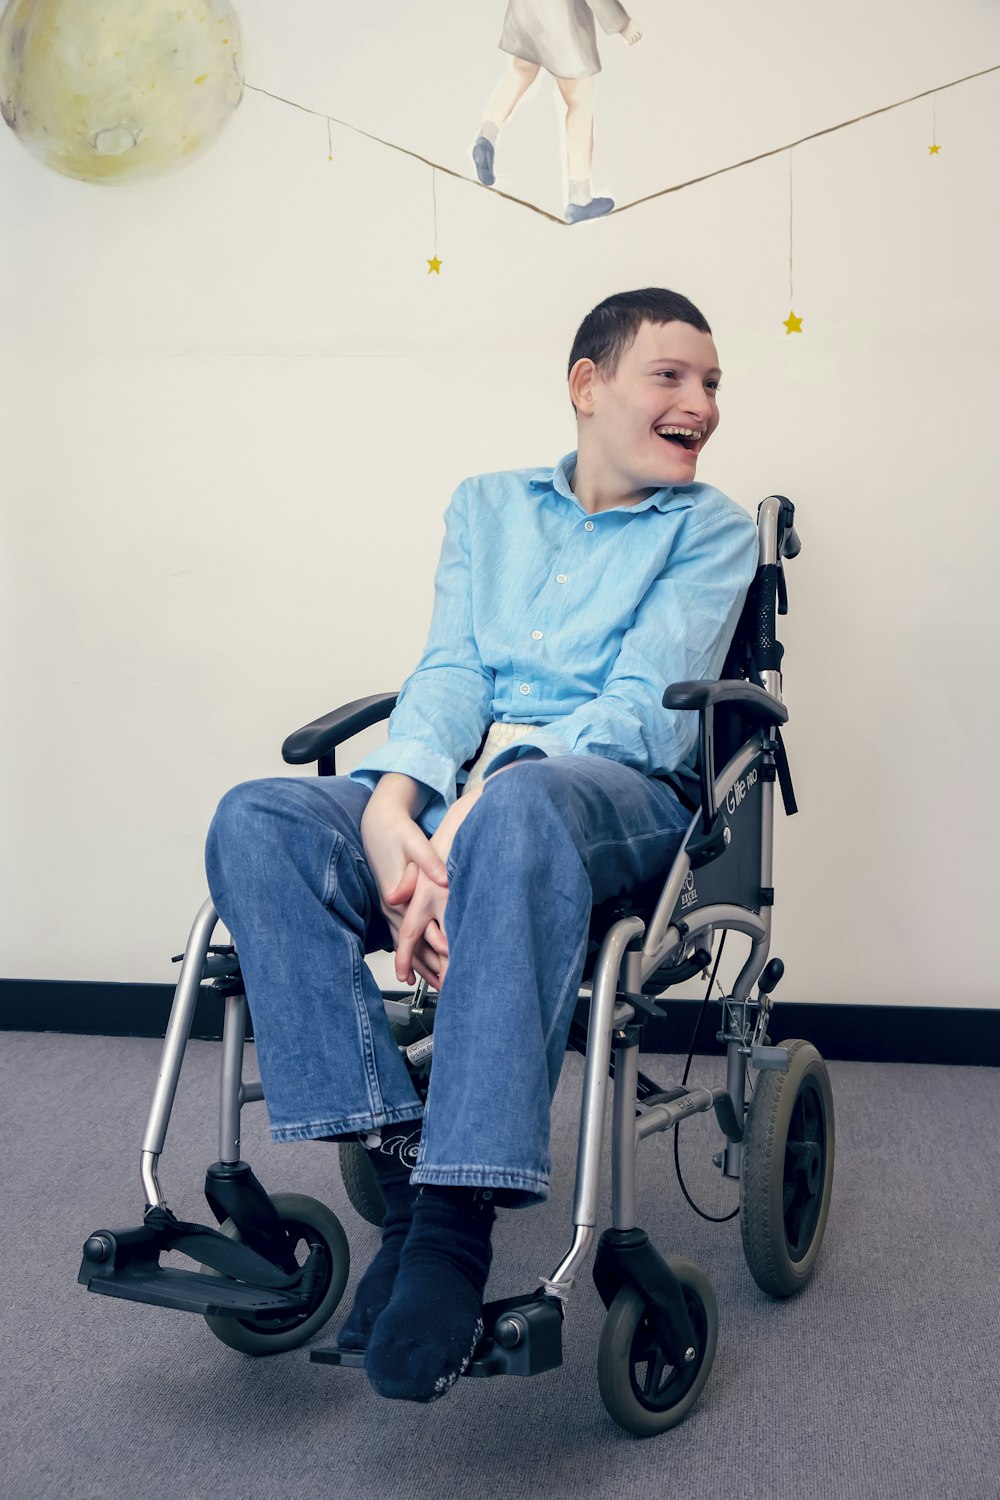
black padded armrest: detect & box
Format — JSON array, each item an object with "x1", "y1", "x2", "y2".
[
  {"x1": 662, "y1": 678, "x2": 788, "y2": 728},
  {"x1": 281, "y1": 692, "x2": 398, "y2": 766}
]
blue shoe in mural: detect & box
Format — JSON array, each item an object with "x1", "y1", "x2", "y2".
[
  {"x1": 472, "y1": 136, "x2": 495, "y2": 186},
  {"x1": 565, "y1": 196, "x2": 615, "y2": 224}
]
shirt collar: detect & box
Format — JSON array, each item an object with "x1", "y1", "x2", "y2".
[{"x1": 528, "y1": 451, "x2": 698, "y2": 516}]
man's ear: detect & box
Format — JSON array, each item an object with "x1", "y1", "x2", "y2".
[{"x1": 568, "y1": 357, "x2": 599, "y2": 415}]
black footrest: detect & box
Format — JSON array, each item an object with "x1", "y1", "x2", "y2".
[
  {"x1": 310, "y1": 1293, "x2": 563, "y2": 1379},
  {"x1": 79, "y1": 1223, "x2": 310, "y2": 1320},
  {"x1": 86, "y1": 1264, "x2": 309, "y2": 1318},
  {"x1": 311, "y1": 1347, "x2": 365, "y2": 1368}
]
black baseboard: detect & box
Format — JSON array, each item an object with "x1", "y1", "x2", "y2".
[{"x1": 1, "y1": 978, "x2": 996, "y2": 1066}]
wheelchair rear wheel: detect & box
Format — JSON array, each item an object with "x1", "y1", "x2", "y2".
[
  {"x1": 338, "y1": 1142, "x2": 385, "y2": 1226},
  {"x1": 202, "y1": 1192, "x2": 350, "y2": 1354},
  {"x1": 596, "y1": 1259, "x2": 718, "y2": 1437},
  {"x1": 740, "y1": 1038, "x2": 835, "y2": 1297}
]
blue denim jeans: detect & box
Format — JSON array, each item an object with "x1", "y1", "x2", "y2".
[{"x1": 204, "y1": 756, "x2": 691, "y2": 1204}]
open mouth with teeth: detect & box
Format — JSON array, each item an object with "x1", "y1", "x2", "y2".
[{"x1": 655, "y1": 426, "x2": 701, "y2": 452}]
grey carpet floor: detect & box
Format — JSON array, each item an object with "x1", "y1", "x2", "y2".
[{"x1": 1, "y1": 1030, "x2": 998, "y2": 1500}]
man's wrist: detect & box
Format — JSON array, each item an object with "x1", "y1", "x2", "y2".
[{"x1": 369, "y1": 771, "x2": 429, "y2": 820}]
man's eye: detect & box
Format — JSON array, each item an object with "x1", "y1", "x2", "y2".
[
  {"x1": 656, "y1": 370, "x2": 677, "y2": 379},
  {"x1": 707, "y1": 380, "x2": 720, "y2": 391}
]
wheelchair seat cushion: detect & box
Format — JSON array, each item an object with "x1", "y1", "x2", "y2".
[{"x1": 460, "y1": 722, "x2": 539, "y2": 798}]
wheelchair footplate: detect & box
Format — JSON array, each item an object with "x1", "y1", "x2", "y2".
[
  {"x1": 310, "y1": 1291, "x2": 563, "y2": 1378},
  {"x1": 79, "y1": 1206, "x2": 326, "y2": 1321}
]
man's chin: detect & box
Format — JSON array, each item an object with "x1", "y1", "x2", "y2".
[{"x1": 652, "y1": 454, "x2": 699, "y2": 486}]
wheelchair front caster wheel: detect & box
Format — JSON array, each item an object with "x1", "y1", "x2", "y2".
[
  {"x1": 202, "y1": 1192, "x2": 350, "y2": 1354},
  {"x1": 740, "y1": 1038, "x2": 835, "y2": 1297},
  {"x1": 596, "y1": 1258, "x2": 718, "y2": 1437}
]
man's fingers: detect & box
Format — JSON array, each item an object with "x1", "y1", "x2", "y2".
[
  {"x1": 404, "y1": 833, "x2": 449, "y2": 887},
  {"x1": 423, "y1": 919, "x2": 449, "y2": 956},
  {"x1": 385, "y1": 860, "x2": 418, "y2": 907},
  {"x1": 413, "y1": 937, "x2": 447, "y2": 990}
]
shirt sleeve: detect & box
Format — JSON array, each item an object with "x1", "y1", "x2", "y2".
[
  {"x1": 589, "y1": 0, "x2": 632, "y2": 34},
  {"x1": 482, "y1": 503, "x2": 759, "y2": 781},
  {"x1": 348, "y1": 481, "x2": 494, "y2": 831}
]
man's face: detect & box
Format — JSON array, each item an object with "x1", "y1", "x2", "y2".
[{"x1": 579, "y1": 319, "x2": 722, "y2": 494}]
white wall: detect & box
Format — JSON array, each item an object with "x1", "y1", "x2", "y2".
[{"x1": 3, "y1": 1, "x2": 999, "y2": 1006}]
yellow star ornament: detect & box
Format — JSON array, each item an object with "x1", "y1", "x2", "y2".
[
  {"x1": 427, "y1": 256, "x2": 442, "y2": 274},
  {"x1": 928, "y1": 143, "x2": 941, "y2": 155},
  {"x1": 783, "y1": 310, "x2": 803, "y2": 335}
]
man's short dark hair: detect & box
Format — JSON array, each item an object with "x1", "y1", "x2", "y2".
[{"x1": 567, "y1": 288, "x2": 712, "y2": 394}]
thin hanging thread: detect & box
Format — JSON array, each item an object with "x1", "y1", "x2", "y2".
[
  {"x1": 933, "y1": 93, "x2": 937, "y2": 142},
  {"x1": 432, "y1": 167, "x2": 438, "y2": 256},
  {"x1": 326, "y1": 116, "x2": 333, "y2": 160},
  {"x1": 788, "y1": 149, "x2": 794, "y2": 304}
]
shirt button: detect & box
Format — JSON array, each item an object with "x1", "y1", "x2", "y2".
[
  {"x1": 519, "y1": 683, "x2": 531, "y2": 695},
  {"x1": 556, "y1": 573, "x2": 568, "y2": 584},
  {"x1": 584, "y1": 520, "x2": 595, "y2": 531},
  {"x1": 531, "y1": 630, "x2": 543, "y2": 640}
]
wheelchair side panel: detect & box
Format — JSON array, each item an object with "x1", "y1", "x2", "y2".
[{"x1": 671, "y1": 743, "x2": 765, "y2": 922}]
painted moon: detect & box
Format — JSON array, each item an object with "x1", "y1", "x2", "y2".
[{"x1": 0, "y1": 0, "x2": 242, "y2": 184}]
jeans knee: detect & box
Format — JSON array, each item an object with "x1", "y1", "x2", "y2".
[
  {"x1": 206, "y1": 778, "x2": 307, "y2": 880},
  {"x1": 455, "y1": 761, "x2": 584, "y2": 878},
  {"x1": 481, "y1": 761, "x2": 577, "y2": 834}
]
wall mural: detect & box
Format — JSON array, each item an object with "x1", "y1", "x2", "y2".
[
  {"x1": 0, "y1": 0, "x2": 242, "y2": 184},
  {"x1": 472, "y1": 0, "x2": 642, "y2": 223},
  {"x1": 0, "y1": 0, "x2": 989, "y2": 337}
]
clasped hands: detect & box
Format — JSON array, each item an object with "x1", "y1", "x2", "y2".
[{"x1": 360, "y1": 776, "x2": 488, "y2": 991}]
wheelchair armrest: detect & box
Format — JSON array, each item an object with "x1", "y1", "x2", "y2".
[
  {"x1": 281, "y1": 692, "x2": 398, "y2": 769},
  {"x1": 661, "y1": 679, "x2": 788, "y2": 866},
  {"x1": 662, "y1": 679, "x2": 788, "y2": 728}
]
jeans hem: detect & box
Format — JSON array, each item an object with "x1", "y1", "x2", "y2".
[
  {"x1": 410, "y1": 1164, "x2": 549, "y2": 1196},
  {"x1": 270, "y1": 1105, "x2": 424, "y2": 1144}
]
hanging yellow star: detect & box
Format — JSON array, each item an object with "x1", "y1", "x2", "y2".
[
  {"x1": 928, "y1": 143, "x2": 941, "y2": 155},
  {"x1": 783, "y1": 310, "x2": 803, "y2": 334},
  {"x1": 427, "y1": 256, "x2": 442, "y2": 274}
]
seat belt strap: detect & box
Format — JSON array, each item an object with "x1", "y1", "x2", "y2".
[{"x1": 773, "y1": 727, "x2": 798, "y2": 817}]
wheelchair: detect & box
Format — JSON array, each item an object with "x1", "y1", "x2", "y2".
[{"x1": 79, "y1": 494, "x2": 834, "y2": 1438}]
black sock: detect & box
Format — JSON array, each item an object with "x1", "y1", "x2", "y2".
[
  {"x1": 364, "y1": 1185, "x2": 495, "y2": 1402},
  {"x1": 335, "y1": 1125, "x2": 421, "y2": 1351}
]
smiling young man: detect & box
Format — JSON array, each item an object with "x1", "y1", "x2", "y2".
[{"x1": 205, "y1": 288, "x2": 758, "y2": 1406}]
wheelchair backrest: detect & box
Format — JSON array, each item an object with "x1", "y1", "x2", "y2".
[
  {"x1": 712, "y1": 498, "x2": 794, "y2": 772},
  {"x1": 584, "y1": 496, "x2": 798, "y2": 968}
]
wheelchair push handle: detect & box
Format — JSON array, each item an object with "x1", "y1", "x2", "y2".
[{"x1": 763, "y1": 494, "x2": 801, "y2": 561}]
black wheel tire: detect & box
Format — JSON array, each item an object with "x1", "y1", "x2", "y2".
[
  {"x1": 338, "y1": 1141, "x2": 386, "y2": 1227},
  {"x1": 337, "y1": 1011, "x2": 433, "y2": 1227},
  {"x1": 740, "y1": 1038, "x2": 835, "y2": 1297},
  {"x1": 597, "y1": 1258, "x2": 719, "y2": 1437},
  {"x1": 202, "y1": 1192, "x2": 350, "y2": 1354}
]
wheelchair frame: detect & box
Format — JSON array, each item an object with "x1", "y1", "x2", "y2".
[{"x1": 81, "y1": 495, "x2": 834, "y2": 1434}]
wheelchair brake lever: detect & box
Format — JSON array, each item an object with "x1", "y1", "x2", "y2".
[{"x1": 410, "y1": 977, "x2": 431, "y2": 1016}]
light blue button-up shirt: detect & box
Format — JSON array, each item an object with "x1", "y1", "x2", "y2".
[{"x1": 349, "y1": 452, "x2": 759, "y2": 835}]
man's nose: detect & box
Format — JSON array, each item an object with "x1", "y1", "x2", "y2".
[{"x1": 681, "y1": 380, "x2": 712, "y2": 420}]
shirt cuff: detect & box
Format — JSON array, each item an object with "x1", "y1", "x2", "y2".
[{"x1": 347, "y1": 739, "x2": 457, "y2": 820}]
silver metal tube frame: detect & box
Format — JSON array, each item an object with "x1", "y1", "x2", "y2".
[{"x1": 140, "y1": 896, "x2": 220, "y2": 1209}]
